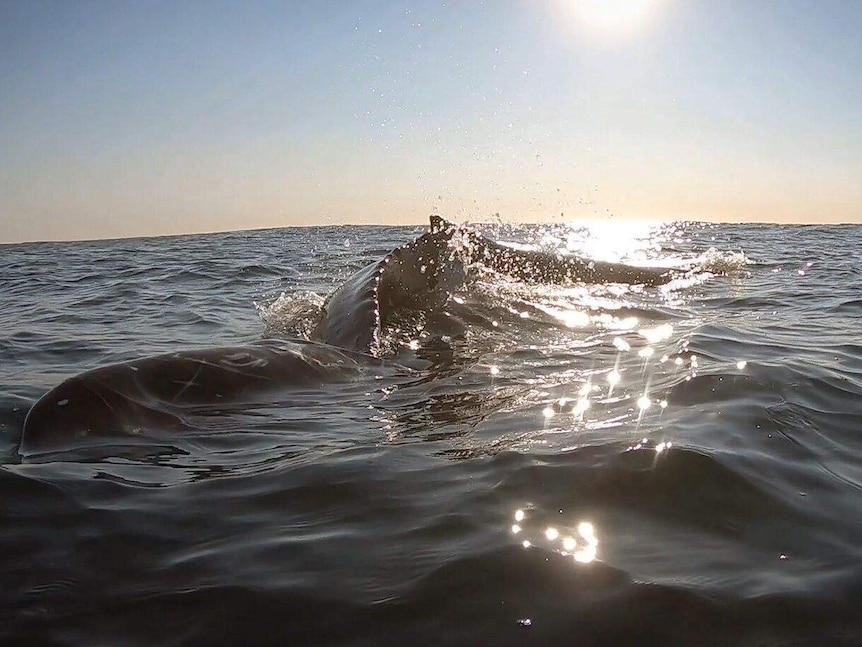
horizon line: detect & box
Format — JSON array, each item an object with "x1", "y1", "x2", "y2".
[{"x1": 3, "y1": 216, "x2": 861, "y2": 246}]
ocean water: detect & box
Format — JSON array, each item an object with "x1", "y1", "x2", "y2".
[{"x1": 1, "y1": 221, "x2": 861, "y2": 645}]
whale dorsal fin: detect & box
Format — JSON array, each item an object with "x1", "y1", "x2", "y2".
[{"x1": 429, "y1": 215, "x2": 458, "y2": 233}]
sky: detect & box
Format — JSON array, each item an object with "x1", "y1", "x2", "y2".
[{"x1": 1, "y1": 0, "x2": 862, "y2": 243}]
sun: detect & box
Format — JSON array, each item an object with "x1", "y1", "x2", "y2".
[{"x1": 569, "y1": 0, "x2": 656, "y2": 34}]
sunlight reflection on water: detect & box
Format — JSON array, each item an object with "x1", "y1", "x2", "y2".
[{"x1": 511, "y1": 508, "x2": 601, "y2": 565}]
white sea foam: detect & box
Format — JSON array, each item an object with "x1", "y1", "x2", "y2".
[{"x1": 255, "y1": 291, "x2": 325, "y2": 338}]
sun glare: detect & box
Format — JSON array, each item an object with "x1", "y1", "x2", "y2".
[
  {"x1": 564, "y1": 218, "x2": 662, "y2": 264},
  {"x1": 568, "y1": 0, "x2": 656, "y2": 34}
]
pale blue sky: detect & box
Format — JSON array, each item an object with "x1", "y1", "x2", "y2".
[{"x1": 2, "y1": 0, "x2": 861, "y2": 242}]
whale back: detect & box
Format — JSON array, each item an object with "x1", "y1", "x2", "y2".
[
  {"x1": 311, "y1": 217, "x2": 465, "y2": 356},
  {"x1": 310, "y1": 214, "x2": 670, "y2": 356},
  {"x1": 19, "y1": 340, "x2": 367, "y2": 456}
]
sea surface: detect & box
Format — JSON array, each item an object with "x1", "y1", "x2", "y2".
[{"x1": 1, "y1": 220, "x2": 861, "y2": 646}]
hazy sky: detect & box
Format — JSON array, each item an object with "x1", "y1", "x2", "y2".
[{"x1": 2, "y1": 0, "x2": 861, "y2": 242}]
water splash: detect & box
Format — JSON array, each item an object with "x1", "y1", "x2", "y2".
[{"x1": 255, "y1": 291, "x2": 325, "y2": 339}]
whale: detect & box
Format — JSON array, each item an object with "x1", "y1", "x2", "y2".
[
  {"x1": 19, "y1": 216, "x2": 672, "y2": 456},
  {"x1": 459, "y1": 225, "x2": 671, "y2": 286},
  {"x1": 310, "y1": 215, "x2": 670, "y2": 354},
  {"x1": 17, "y1": 340, "x2": 376, "y2": 456},
  {"x1": 309, "y1": 215, "x2": 468, "y2": 355}
]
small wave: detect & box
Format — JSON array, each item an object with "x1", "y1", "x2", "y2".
[
  {"x1": 667, "y1": 373, "x2": 776, "y2": 406},
  {"x1": 238, "y1": 263, "x2": 294, "y2": 278},
  {"x1": 827, "y1": 298, "x2": 862, "y2": 314}
]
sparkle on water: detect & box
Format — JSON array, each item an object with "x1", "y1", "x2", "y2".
[
  {"x1": 512, "y1": 508, "x2": 600, "y2": 565},
  {"x1": 399, "y1": 220, "x2": 754, "y2": 579},
  {"x1": 496, "y1": 218, "x2": 757, "y2": 463}
]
